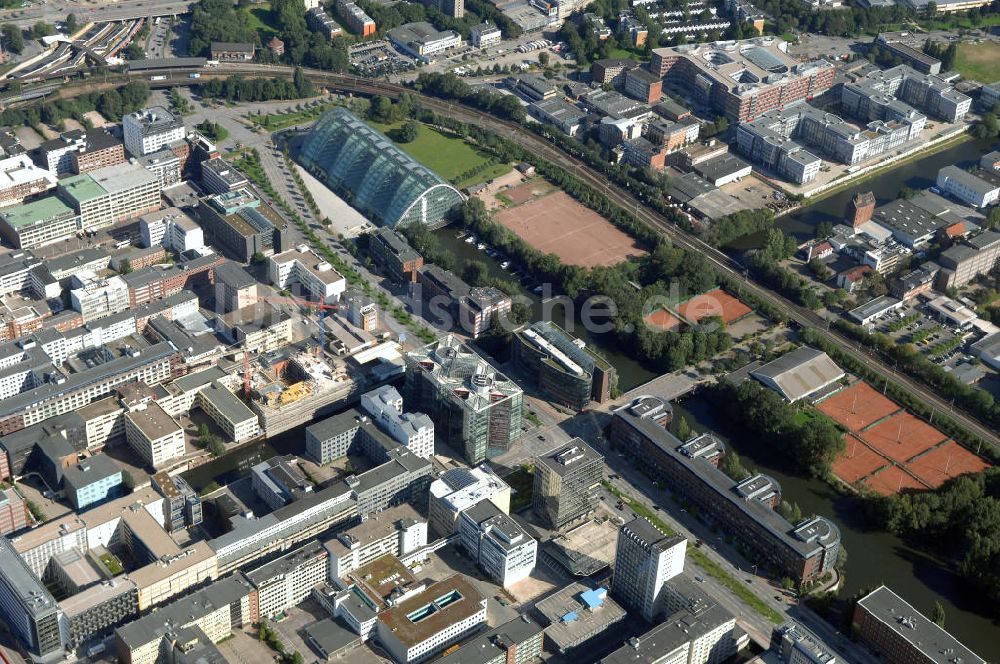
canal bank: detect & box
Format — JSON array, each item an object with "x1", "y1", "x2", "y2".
[
  {"x1": 776, "y1": 137, "x2": 998, "y2": 242},
  {"x1": 673, "y1": 393, "x2": 1000, "y2": 662}
]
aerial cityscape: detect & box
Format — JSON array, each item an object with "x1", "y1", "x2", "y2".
[{"x1": 0, "y1": 0, "x2": 998, "y2": 663}]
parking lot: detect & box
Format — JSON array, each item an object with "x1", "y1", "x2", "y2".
[{"x1": 348, "y1": 40, "x2": 415, "y2": 77}]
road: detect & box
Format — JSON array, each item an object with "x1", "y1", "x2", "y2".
[{"x1": 0, "y1": 0, "x2": 192, "y2": 28}]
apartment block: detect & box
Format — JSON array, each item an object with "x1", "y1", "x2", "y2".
[
  {"x1": 533, "y1": 439, "x2": 603, "y2": 530},
  {"x1": 72, "y1": 128, "x2": 125, "y2": 174},
  {"x1": 841, "y1": 65, "x2": 971, "y2": 124},
  {"x1": 935, "y1": 230, "x2": 1000, "y2": 289},
  {"x1": 200, "y1": 157, "x2": 249, "y2": 195},
  {"x1": 62, "y1": 453, "x2": 124, "y2": 510},
  {"x1": 335, "y1": 0, "x2": 376, "y2": 36}
]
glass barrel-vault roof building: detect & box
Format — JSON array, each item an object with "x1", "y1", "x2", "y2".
[{"x1": 298, "y1": 107, "x2": 465, "y2": 229}]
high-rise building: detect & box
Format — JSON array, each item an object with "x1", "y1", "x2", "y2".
[
  {"x1": 611, "y1": 517, "x2": 686, "y2": 621},
  {"x1": 428, "y1": 466, "x2": 511, "y2": 537},
  {"x1": 0, "y1": 538, "x2": 64, "y2": 658},
  {"x1": 404, "y1": 335, "x2": 522, "y2": 465},
  {"x1": 532, "y1": 439, "x2": 603, "y2": 530},
  {"x1": 846, "y1": 191, "x2": 876, "y2": 228}
]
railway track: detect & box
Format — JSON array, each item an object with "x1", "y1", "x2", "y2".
[{"x1": 18, "y1": 62, "x2": 998, "y2": 449}]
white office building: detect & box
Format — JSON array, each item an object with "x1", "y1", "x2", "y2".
[
  {"x1": 324, "y1": 503, "x2": 428, "y2": 579},
  {"x1": 70, "y1": 271, "x2": 130, "y2": 322},
  {"x1": 360, "y1": 385, "x2": 434, "y2": 459},
  {"x1": 428, "y1": 466, "x2": 511, "y2": 537},
  {"x1": 936, "y1": 165, "x2": 1000, "y2": 208},
  {"x1": 458, "y1": 499, "x2": 537, "y2": 588},
  {"x1": 268, "y1": 246, "x2": 346, "y2": 303},
  {"x1": 123, "y1": 107, "x2": 185, "y2": 157}
]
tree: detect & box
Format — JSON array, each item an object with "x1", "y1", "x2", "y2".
[
  {"x1": 290, "y1": 652, "x2": 304, "y2": 664},
  {"x1": 2, "y1": 24, "x2": 23, "y2": 54},
  {"x1": 66, "y1": 13, "x2": 78, "y2": 34},
  {"x1": 720, "y1": 450, "x2": 750, "y2": 481},
  {"x1": 987, "y1": 207, "x2": 1000, "y2": 230},
  {"x1": 674, "y1": 415, "x2": 691, "y2": 440},
  {"x1": 32, "y1": 21, "x2": 54, "y2": 39},
  {"x1": 538, "y1": 50, "x2": 550, "y2": 66},
  {"x1": 397, "y1": 120, "x2": 420, "y2": 143},
  {"x1": 119, "y1": 260, "x2": 133, "y2": 274},
  {"x1": 931, "y1": 601, "x2": 946, "y2": 627},
  {"x1": 252, "y1": 251, "x2": 266, "y2": 264}
]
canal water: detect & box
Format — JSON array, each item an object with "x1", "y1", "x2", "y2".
[
  {"x1": 778, "y1": 137, "x2": 996, "y2": 241},
  {"x1": 673, "y1": 395, "x2": 1000, "y2": 662}
]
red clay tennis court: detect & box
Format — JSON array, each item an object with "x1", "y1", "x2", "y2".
[
  {"x1": 643, "y1": 308, "x2": 682, "y2": 332},
  {"x1": 676, "y1": 289, "x2": 753, "y2": 325},
  {"x1": 906, "y1": 441, "x2": 991, "y2": 488},
  {"x1": 863, "y1": 412, "x2": 948, "y2": 463},
  {"x1": 497, "y1": 191, "x2": 647, "y2": 268},
  {"x1": 863, "y1": 466, "x2": 928, "y2": 496},
  {"x1": 832, "y1": 434, "x2": 889, "y2": 484},
  {"x1": 816, "y1": 382, "x2": 900, "y2": 433}
]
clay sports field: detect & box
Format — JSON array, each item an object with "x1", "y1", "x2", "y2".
[
  {"x1": 496, "y1": 191, "x2": 647, "y2": 268},
  {"x1": 818, "y1": 381, "x2": 990, "y2": 495},
  {"x1": 642, "y1": 308, "x2": 682, "y2": 331},
  {"x1": 676, "y1": 289, "x2": 753, "y2": 325}
]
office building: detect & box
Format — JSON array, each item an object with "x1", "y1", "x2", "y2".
[
  {"x1": 611, "y1": 396, "x2": 841, "y2": 585},
  {"x1": 0, "y1": 538, "x2": 63, "y2": 658},
  {"x1": 936, "y1": 165, "x2": 999, "y2": 207},
  {"x1": 537, "y1": 583, "x2": 626, "y2": 654},
  {"x1": 59, "y1": 576, "x2": 139, "y2": 650},
  {"x1": 935, "y1": 230, "x2": 1000, "y2": 289},
  {"x1": 458, "y1": 499, "x2": 537, "y2": 588},
  {"x1": 0, "y1": 196, "x2": 81, "y2": 249},
  {"x1": 0, "y1": 485, "x2": 28, "y2": 535},
  {"x1": 528, "y1": 98, "x2": 587, "y2": 136},
  {"x1": 345, "y1": 291, "x2": 378, "y2": 331},
  {"x1": 458, "y1": 286, "x2": 511, "y2": 338},
  {"x1": 0, "y1": 154, "x2": 56, "y2": 209},
  {"x1": 428, "y1": 466, "x2": 511, "y2": 537},
  {"x1": 210, "y1": 41, "x2": 255, "y2": 61},
  {"x1": 623, "y1": 67, "x2": 663, "y2": 104},
  {"x1": 123, "y1": 107, "x2": 186, "y2": 157},
  {"x1": 246, "y1": 540, "x2": 329, "y2": 619},
  {"x1": 58, "y1": 162, "x2": 162, "y2": 231},
  {"x1": 115, "y1": 573, "x2": 253, "y2": 664},
  {"x1": 124, "y1": 402, "x2": 185, "y2": 468},
  {"x1": 72, "y1": 128, "x2": 125, "y2": 174},
  {"x1": 533, "y1": 439, "x2": 603, "y2": 530},
  {"x1": 151, "y1": 471, "x2": 202, "y2": 532},
  {"x1": 196, "y1": 189, "x2": 289, "y2": 262},
  {"x1": 514, "y1": 321, "x2": 615, "y2": 410},
  {"x1": 853, "y1": 586, "x2": 985, "y2": 664},
  {"x1": 649, "y1": 38, "x2": 835, "y2": 123},
  {"x1": 405, "y1": 335, "x2": 523, "y2": 465},
  {"x1": 611, "y1": 517, "x2": 686, "y2": 621},
  {"x1": 298, "y1": 108, "x2": 464, "y2": 229},
  {"x1": 200, "y1": 157, "x2": 248, "y2": 195},
  {"x1": 216, "y1": 302, "x2": 293, "y2": 353},
  {"x1": 251, "y1": 455, "x2": 312, "y2": 510},
  {"x1": 38, "y1": 129, "x2": 86, "y2": 174},
  {"x1": 269, "y1": 246, "x2": 347, "y2": 303},
  {"x1": 375, "y1": 574, "x2": 487, "y2": 664},
  {"x1": 70, "y1": 271, "x2": 130, "y2": 322},
  {"x1": 469, "y1": 21, "x2": 501, "y2": 48},
  {"x1": 213, "y1": 261, "x2": 257, "y2": 314},
  {"x1": 388, "y1": 22, "x2": 462, "y2": 59},
  {"x1": 369, "y1": 227, "x2": 424, "y2": 284},
  {"x1": 771, "y1": 621, "x2": 842, "y2": 664},
  {"x1": 604, "y1": 576, "x2": 743, "y2": 664},
  {"x1": 361, "y1": 385, "x2": 434, "y2": 459},
  {"x1": 324, "y1": 503, "x2": 428, "y2": 579},
  {"x1": 62, "y1": 453, "x2": 124, "y2": 510}
]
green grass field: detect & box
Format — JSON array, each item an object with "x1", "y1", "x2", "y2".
[
  {"x1": 244, "y1": 3, "x2": 280, "y2": 39},
  {"x1": 368, "y1": 120, "x2": 510, "y2": 185},
  {"x1": 954, "y1": 41, "x2": 1000, "y2": 83}
]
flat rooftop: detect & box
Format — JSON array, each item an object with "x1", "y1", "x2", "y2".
[
  {"x1": 125, "y1": 401, "x2": 182, "y2": 440},
  {"x1": 377, "y1": 574, "x2": 485, "y2": 647},
  {"x1": 536, "y1": 583, "x2": 626, "y2": 651}
]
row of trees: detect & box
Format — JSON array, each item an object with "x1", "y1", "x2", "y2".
[
  {"x1": 863, "y1": 468, "x2": 1000, "y2": 614},
  {"x1": 707, "y1": 379, "x2": 847, "y2": 477},
  {"x1": 0, "y1": 80, "x2": 149, "y2": 126},
  {"x1": 199, "y1": 71, "x2": 314, "y2": 102},
  {"x1": 414, "y1": 72, "x2": 527, "y2": 123}
]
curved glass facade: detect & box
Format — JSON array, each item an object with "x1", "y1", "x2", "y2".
[{"x1": 298, "y1": 107, "x2": 465, "y2": 229}]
